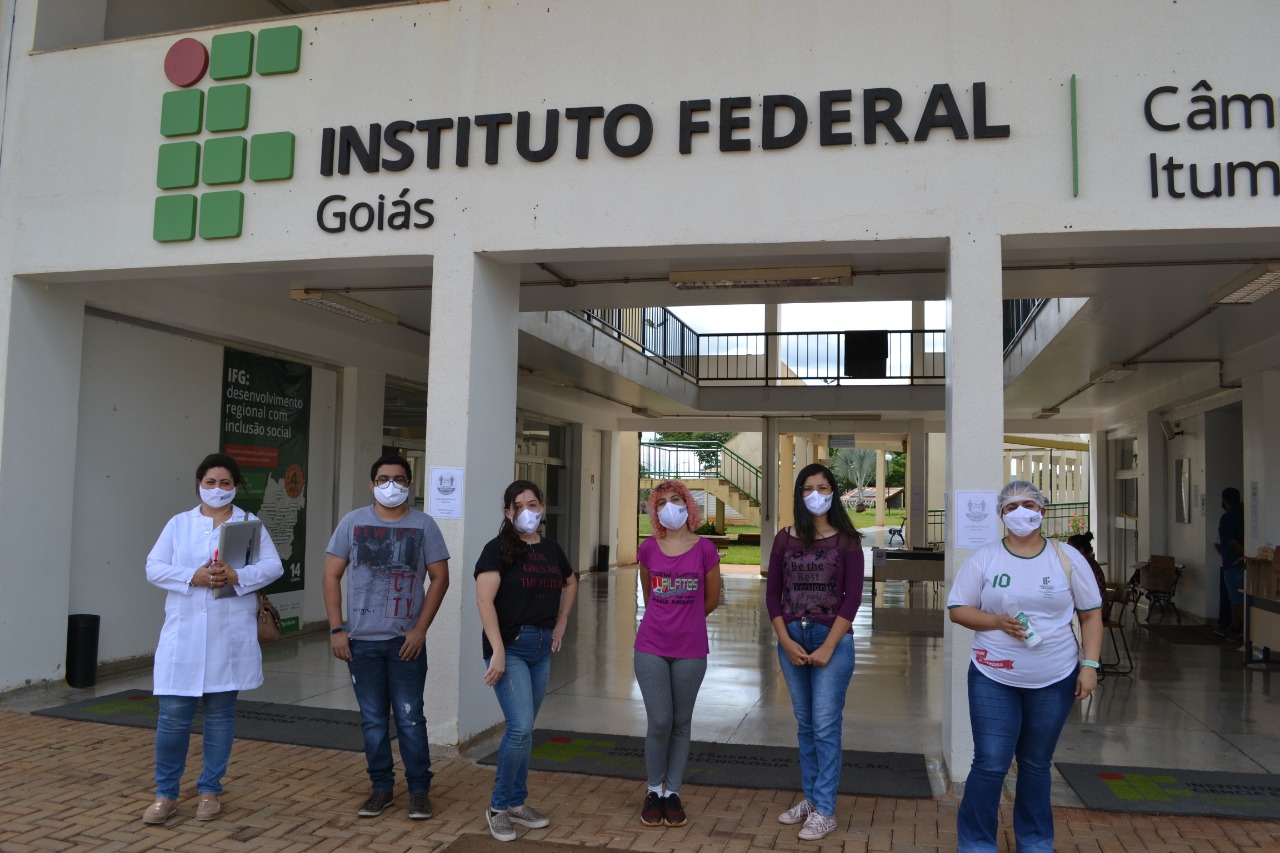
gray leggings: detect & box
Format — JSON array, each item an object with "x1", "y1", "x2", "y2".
[{"x1": 633, "y1": 650, "x2": 708, "y2": 793}]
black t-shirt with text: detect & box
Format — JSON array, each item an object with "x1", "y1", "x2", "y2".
[{"x1": 474, "y1": 537, "x2": 573, "y2": 659}]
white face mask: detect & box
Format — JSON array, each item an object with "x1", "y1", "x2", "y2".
[
  {"x1": 373, "y1": 480, "x2": 410, "y2": 508},
  {"x1": 199, "y1": 487, "x2": 236, "y2": 509},
  {"x1": 657, "y1": 501, "x2": 689, "y2": 531},
  {"x1": 1003, "y1": 506, "x2": 1044, "y2": 536},
  {"x1": 803, "y1": 491, "x2": 834, "y2": 516},
  {"x1": 512, "y1": 508, "x2": 542, "y2": 535}
]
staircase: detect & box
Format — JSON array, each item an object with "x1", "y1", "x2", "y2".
[{"x1": 639, "y1": 441, "x2": 761, "y2": 527}]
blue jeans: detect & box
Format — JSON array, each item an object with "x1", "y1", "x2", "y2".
[
  {"x1": 487, "y1": 626, "x2": 552, "y2": 810},
  {"x1": 348, "y1": 637, "x2": 433, "y2": 793},
  {"x1": 957, "y1": 663, "x2": 1077, "y2": 853},
  {"x1": 776, "y1": 619, "x2": 855, "y2": 817},
  {"x1": 154, "y1": 691, "x2": 238, "y2": 800}
]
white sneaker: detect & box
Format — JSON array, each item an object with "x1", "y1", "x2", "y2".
[
  {"x1": 778, "y1": 799, "x2": 815, "y2": 824},
  {"x1": 798, "y1": 810, "x2": 837, "y2": 841}
]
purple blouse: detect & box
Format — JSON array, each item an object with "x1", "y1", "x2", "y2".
[{"x1": 765, "y1": 529, "x2": 865, "y2": 628}]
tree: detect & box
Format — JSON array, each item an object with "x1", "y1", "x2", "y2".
[
  {"x1": 656, "y1": 431, "x2": 738, "y2": 471},
  {"x1": 829, "y1": 448, "x2": 877, "y2": 498},
  {"x1": 886, "y1": 452, "x2": 906, "y2": 488}
]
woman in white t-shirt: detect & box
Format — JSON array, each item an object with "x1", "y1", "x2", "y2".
[{"x1": 946, "y1": 481, "x2": 1103, "y2": 853}]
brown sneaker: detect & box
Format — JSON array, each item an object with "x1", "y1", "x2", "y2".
[
  {"x1": 142, "y1": 798, "x2": 177, "y2": 824},
  {"x1": 195, "y1": 793, "x2": 221, "y2": 821}
]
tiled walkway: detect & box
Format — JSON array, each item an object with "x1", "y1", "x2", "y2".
[{"x1": 3, "y1": 709, "x2": 1279, "y2": 852}]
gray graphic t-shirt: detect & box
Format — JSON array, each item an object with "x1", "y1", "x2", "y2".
[{"x1": 325, "y1": 505, "x2": 450, "y2": 641}]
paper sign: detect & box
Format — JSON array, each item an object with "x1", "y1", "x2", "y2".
[
  {"x1": 428, "y1": 466, "x2": 464, "y2": 520},
  {"x1": 954, "y1": 490, "x2": 1000, "y2": 548}
]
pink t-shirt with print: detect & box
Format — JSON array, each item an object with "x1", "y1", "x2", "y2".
[{"x1": 634, "y1": 536, "x2": 719, "y2": 659}]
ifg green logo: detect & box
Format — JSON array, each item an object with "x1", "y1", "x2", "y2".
[{"x1": 154, "y1": 26, "x2": 301, "y2": 242}]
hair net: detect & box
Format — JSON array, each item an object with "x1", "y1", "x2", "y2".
[{"x1": 997, "y1": 480, "x2": 1048, "y2": 512}]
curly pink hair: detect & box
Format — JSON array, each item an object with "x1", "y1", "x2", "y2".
[{"x1": 646, "y1": 479, "x2": 702, "y2": 538}]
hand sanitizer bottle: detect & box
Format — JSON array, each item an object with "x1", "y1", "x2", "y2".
[{"x1": 1003, "y1": 595, "x2": 1042, "y2": 647}]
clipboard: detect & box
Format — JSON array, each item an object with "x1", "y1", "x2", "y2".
[{"x1": 213, "y1": 520, "x2": 262, "y2": 599}]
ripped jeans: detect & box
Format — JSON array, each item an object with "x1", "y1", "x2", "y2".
[{"x1": 348, "y1": 637, "x2": 433, "y2": 794}]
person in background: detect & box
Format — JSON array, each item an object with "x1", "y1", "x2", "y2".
[
  {"x1": 323, "y1": 454, "x2": 450, "y2": 822},
  {"x1": 634, "y1": 479, "x2": 721, "y2": 829},
  {"x1": 766, "y1": 463, "x2": 864, "y2": 842},
  {"x1": 475, "y1": 480, "x2": 578, "y2": 843},
  {"x1": 1066, "y1": 532, "x2": 1107, "y2": 597},
  {"x1": 947, "y1": 480, "x2": 1103, "y2": 853},
  {"x1": 1216, "y1": 487, "x2": 1246, "y2": 639},
  {"x1": 143, "y1": 452, "x2": 284, "y2": 824}
]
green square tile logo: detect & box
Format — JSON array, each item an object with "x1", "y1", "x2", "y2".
[
  {"x1": 210, "y1": 32, "x2": 254, "y2": 80},
  {"x1": 199, "y1": 190, "x2": 244, "y2": 239},
  {"x1": 250, "y1": 132, "x2": 295, "y2": 181},
  {"x1": 157, "y1": 141, "x2": 201, "y2": 189},
  {"x1": 154, "y1": 194, "x2": 197, "y2": 242},
  {"x1": 206, "y1": 84, "x2": 251, "y2": 132},
  {"x1": 257, "y1": 26, "x2": 302, "y2": 75},
  {"x1": 160, "y1": 89, "x2": 203, "y2": 137},
  {"x1": 203, "y1": 136, "x2": 246, "y2": 185},
  {"x1": 154, "y1": 27, "x2": 300, "y2": 242}
]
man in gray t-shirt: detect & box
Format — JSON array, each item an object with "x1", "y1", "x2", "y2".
[{"x1": 323, "y1": 455, "x2": 450, "y2": 821}]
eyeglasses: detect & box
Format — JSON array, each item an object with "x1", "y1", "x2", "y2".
[
  {"x1": 801, "y1": 485, "x2": 833, "y2": 495},
  {"x1": 374, "y1": 475, "x2": 410, "y2": 487}
]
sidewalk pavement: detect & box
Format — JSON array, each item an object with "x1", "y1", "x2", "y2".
[{"x1": 2, "y1": 711, "x2": 1278, "y2": 852}]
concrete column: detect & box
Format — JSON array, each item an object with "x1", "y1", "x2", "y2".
[
  {"x1": 1141, "y1": 411, "x2": 1168, "y2": 556},
  {"x1": 912, "y1": 300, "x2": 926, "y2": 382},
  {"x1": 875, "y1": 449, "x2": 887, "y2": 528},
  {"x1": 599, "y1": 430, "x2": 620, "y2": 570},
  {"x1": 766, "y1": 304, "x2": 780, "y2": 386},
  {"x1": 0, "y1": 280, "x2": 86, "y2": 690},
  {"x1": 941, "y1": 231, "x2": 1005, "y2": 788},
  {"x1": 761, "y1": 419, "x2": 779, "y2": 575},
  {"x1": 779, "y1": 434, "x2": 795, "y2": 530},
  {"x1": 618, "y1": 431, "x2": 640, "y2": 564},
  {"x1": 908, "y1": 420, "x2": 928, "y2": 547},
  {"x1": 337, "y1": 367, "x2": 386, "y2": 515},
  {"x1": 1242, "y1": 371, "x2": 1280, "y2": 554},
  {"x1": 424, "y1": 252, "x2": 520, "y2": 747}
]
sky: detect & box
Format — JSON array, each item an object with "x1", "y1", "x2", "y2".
[{"x1": 668, "y1": 301, "x2": 945, "y2": 334}]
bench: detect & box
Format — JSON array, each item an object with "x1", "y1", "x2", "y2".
[{"x1": 887, "y1": 518, "x2": 906, "y2": 546}]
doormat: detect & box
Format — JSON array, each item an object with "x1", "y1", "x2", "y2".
[
  {"x1": 442, "y1": 836, "x2": 591, "y2": 853},
  {"x1": 477, "y1": 729, "x2": 932, "y2": 798},
  {"x1": 1140, "y1": 624, "x2": 1236, "y2": 645},
  {"x1": 1056, "y1": 763, "x2": 1280, "y2": 818},
  {"x1": 32, "y1": 689, "x2": 380, "y2": 751}
]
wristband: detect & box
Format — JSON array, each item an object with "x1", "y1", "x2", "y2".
[
  {"x1": 1080, "y1": 659, "x2": 1100, "y2": 669},
  {"x1": 329, "y1": 625, "x2": 348, "y2": 635}
]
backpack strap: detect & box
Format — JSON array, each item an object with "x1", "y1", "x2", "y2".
[{"x1": 1052, "y1": 540, "x2": 1076, "y2": 607}]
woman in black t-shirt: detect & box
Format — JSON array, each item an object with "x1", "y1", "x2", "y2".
[{"x1": 475, "y1": 480, "x2": 578, "y2": 842}]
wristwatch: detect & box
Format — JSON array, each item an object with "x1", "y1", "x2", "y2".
[{"x1": 329, "y1": 625, "x2": 348, "y2": 635}]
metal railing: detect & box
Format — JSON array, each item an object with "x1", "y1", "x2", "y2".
[
  {"x1": 924, "y1": 501, "x2": 1090, "y2": 547},
  {"x1": 1003, "y1": 298, "x2": 1044, "y2": 355},
  {"x1": 639, "y1": 440, "x2": 761, "y2": 504},
  {"x1": 571, "y1": 306, "x2": 946, "y2": 386}
]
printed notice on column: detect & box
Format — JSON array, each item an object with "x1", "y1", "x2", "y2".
[
  {"x1": 954, "y1": 490, "x2": 999, "y2": 548},
  {"x1": 428, "y1": 466, "x2": 464, "y2": 520}
]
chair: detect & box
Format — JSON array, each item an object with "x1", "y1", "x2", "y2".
[
  {"x1": 1099, "y1": 585, "x2": 1134, "y2": 680},
  {"x1": 1134, "y1": 555, "x2": 1183, "y2": 624},
  {"x1": 887, "y1": 517, "x2": 906, "y2": 546}
]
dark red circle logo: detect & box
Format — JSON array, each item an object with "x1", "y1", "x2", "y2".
[{"x1": 164, "y1": 38, "x2": 208, "y2": 88}]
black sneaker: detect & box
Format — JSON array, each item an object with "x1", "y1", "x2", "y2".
[
  {"x1": 639, "y1": 791, "x2": 664, "y2": 826},
  {"x1": 357, "y1": 790, "x2": 394, "y2": 817},
  {"x1": 663, "y1": 793, "x2": 687, "y2": 827},
  {"x1": 408, "y1": 792, "x2": 433, "y2": 820}
]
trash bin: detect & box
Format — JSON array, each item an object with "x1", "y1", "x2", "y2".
[
  {"x1": 66, "y1": 614, "x2": 100, "y2": 689},
  {"x1": 594, "y1": 544, "x2": 610, "y2": 572}
]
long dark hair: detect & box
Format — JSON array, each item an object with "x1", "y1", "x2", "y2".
[
  {"x1": 498, "y1": 479, "x2": 545, "y2": 567},
  {"x1": 791, "y1": 463, "x2": 861, "y2": 547}
]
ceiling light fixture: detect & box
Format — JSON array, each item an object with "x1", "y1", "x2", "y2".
[
  {"x1": 1032, "y1": 408, "x2": 1060, "y2": 419},
  {"x1": 669, "y1": 266, "x2": 852, "y2": 291},
  {"x1": 1209, "y1": 263, "x2": 1280, "y2": 305},
  {"x1": 290, "y1": 289, "x2": 398, "y2": 324},
  {"x1": 1089, "y1": 364, "x2": 1135, "y2": 384}
]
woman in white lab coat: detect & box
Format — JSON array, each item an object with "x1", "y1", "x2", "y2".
[{"x1": 142, "y1": 452, "x2": 283, "y2": 825}]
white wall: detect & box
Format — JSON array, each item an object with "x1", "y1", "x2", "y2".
[{"x1": 68, "y1": 315, "x2": 338, "y2": 667}]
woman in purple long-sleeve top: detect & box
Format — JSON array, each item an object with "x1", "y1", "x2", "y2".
[{"x1": 765, "y1": 463, "x2": 865, "y2": 843}]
